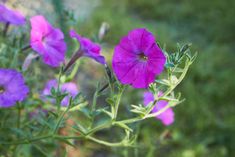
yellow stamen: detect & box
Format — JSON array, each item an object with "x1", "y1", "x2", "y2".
[
  {"x1": 0, "y1": 86, "x2": 5, "y2": 94},
  {"x1": 139, "y1": 53, "x2": 148, "y2": 61}
]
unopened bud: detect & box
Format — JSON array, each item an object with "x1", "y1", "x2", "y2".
[{"x1": 98, "y1": 22, "x2": 110, "y2": 41}]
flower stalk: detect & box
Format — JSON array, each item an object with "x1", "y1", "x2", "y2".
[
  {"x1": 2, "y1": 22, "x2": 10, "y2": 37},
  {"x1": 63, "y1": 50, "x2": 83, "y2": 72},
  {"x1": 112, "y1": 85, "x2": 125, "y2": 120}
]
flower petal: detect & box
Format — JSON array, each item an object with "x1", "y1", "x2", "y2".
[
  {"x1": 128, "y1": 28, "x2": 155, "y2": 54},
  {"x1": 147, "y1": 44, "x2": 166, "y2": 74},
  {"x1": 143, "y1": 91, "x2": 175, "y2": 126},
  {"x1": 112, "y1": 45, "x2": 139, "y2": 84},
  {"x1": 30, "y1": 15, "x2": 51, "y2": 39},
  {"x1": 152, "y1": 100, "x2": 175, "y2": 126},
  {"x1": 42, "y1": 80, "x2": 79, "y2": 107},
  {"x1": 30, "y1": 15, "x2": 66, "y2": 67},
  {"x1": 0, "y1": 69, "x2": 29, "y2": 108},
  {"x1": 0, "y1": 4, "x2": 25, "y2": 25},
  {"x1": 42, "y1": 45, "x2": 65, "y2": 67},
  {"x1": 70, "y1": 29, "x2": 105, "y2": 64},
  {"x1": 112, "y1": 28, "x2": 165, "y2": 88}
]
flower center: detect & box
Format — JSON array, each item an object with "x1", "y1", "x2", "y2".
[
  {"x1": 138, "y1": 53, "x2": 148, "y2": 61},
  {"x1": 0, "y1": 86, "x2": 5, "y2": 94},
  {"x1": 42, "y1": 35, "x2": 47, "y2": 43},
  {"x1": 42, "y1": 32, "x2": 51, "y2": 43}
]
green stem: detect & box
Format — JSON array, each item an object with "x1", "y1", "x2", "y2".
[
  {"x1": 10, "y1": 49, "x2": 19, "y2": 68},
  {"x1": 86, "y1": 135, "x2": 125, "y2": 147},
  {"x1": 115, "y1": 103, "x2": 172, "y2": 124},
  {"x1": 2, "y1": 22, "x2": 9, "y2": 37},
  {"x1": 86, "y1": 121, "x2": 112, "y2": 135},
  {"x1": 1, "y1": 132, "x2": 129, "y2": 148},
  {"x1": 148, "y1": 60, "x2": 190, "y2": 113},
  {"x1": 53, "y1": 108, "x2": 69, "y2": 134},
  {"x1": 91, "y1": 89, "x2": 99, "y2": 113},
  {"x1": 0, "y1": 133, "x2": 125, "y2": 147},
  {"x1": 115, "y1": 117, "x2": 142, "y2": 125},
  {"x1": 53, "y1": 135, "x2": 83, "y2": 140},
  {"x1": 89, "y1": 88, "x2": 100, "y2": 129},
  {"x1": 1, "y1": 135, "x2": 52, "y2": 145},
  {"x1": 145, "y1": 104, "x2": 171, "y2": 118},
  {"x1": 56, "y1": 67, "x2": 63, "y2": 113},
  {"x1": 112, "y1": 86, "x2": 125, "y2": 120},
  {"x1": 17, "y1": 103, "x2": 21, "y2": 129},
  {"x1": 66, "y1": 61, "x2": 80, "y2": 81},
  {"x1": 63, "y1": 50, "x2": 83, "y2": 72},
  {"x1": 116, "y1": 61, "x2": 191, "y2": 124}
]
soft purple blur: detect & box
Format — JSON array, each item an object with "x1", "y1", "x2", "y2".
[
  {"x1": 0, "y1": 69, "x2": 29, "y2": 107},
  {"x1": 112, "y1": 28, "x2": 166, "y2": 88},
  {"x1": 0, "y1": 4, "x2": 25, "y2": 25},
  {"x1": 69, "y1": 30, "x2": 105, "y2": 64},
  {"x1": 30, "y1": 15, "x2": 66, "y2": 67},
  {"x1": 143, "y1": 91, "x2": 174, "y2": 126},
  {"x1": 42, "y1": 79, "x2": 79, "y2": 107}
]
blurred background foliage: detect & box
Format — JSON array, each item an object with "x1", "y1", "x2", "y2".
[{"x1": 2, "y1": 0, "x2": 235, "y2": 156}]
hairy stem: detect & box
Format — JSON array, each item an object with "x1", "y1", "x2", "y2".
[
  {"x1": 112, "y1": 86, "x2": 125, "y2": 120},
  {"x1": 2, "y1": 22, "x2": 10, "y2": 37},
  {"x1": 1, "y1": 135, "x2": 52, "y2": 145},
  {"x1": 115, "y1": 60, "x2": 191, "y2": 124},
  {"x1": 17, "y1": 103, "x2": 21, "y2": 129},
  {"x1": 63, "y1": 50, "x2": 83, "y2": 72},
  {"x1": 86, "y1": 135, "x2": 125, "y2": 147},
  {"x1": 53, "y1": 108, "x2": 69, "y2": 134}
]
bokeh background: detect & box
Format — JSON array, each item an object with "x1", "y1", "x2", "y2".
[{"x1": 2, "y1": 0, "x2": 235, "y2": 156}]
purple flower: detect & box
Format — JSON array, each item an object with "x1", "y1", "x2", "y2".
[
  {"x1": 112, "y1": 28, "x2": 166, "y2": 88},
  {"x1": 30, "y1": 15, "x2": 67, "y2": 67},
  {"x1": 0, "y1": 4, "x2": 25, "y2": 25},
  {"x1": 143, "y1": 91, "x2": 174, "y2": 126},
  {"x1": 0, "y1": 69, "x2": 29, "y2": 108},
  {"x1": 42, "y1": 79, "x2": 79, "y2": 107},
  {"x1": 69, "y1": 30, "x2": 105, "y2": 64}
]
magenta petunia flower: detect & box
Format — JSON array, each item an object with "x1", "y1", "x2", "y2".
[
  {"x1": 143, "y1": 91, "x2": 174, "y2": 126},
  {"x1": 0, "y1": 69, "x2": 29, "y2": 108},
  {"x1": 30, "y1": 15, "x2": 67, "y2": 67},
  {"x1": 69, "y1": 30, "x2": 105, "y2": 64},
  {"x1": 112, "y1": 28, "x2": 166, "y2": 88},
  {"x1": 42, "y1": 79, "x2": 79, "y2": 107},
  {"x1": 0, "y1": 4, "x2": 25, "y2": 25}
]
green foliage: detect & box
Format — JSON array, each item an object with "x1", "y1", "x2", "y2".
[
  {"x1": 0, "y1": 0, "x2": 234, "y2": 156},
  {"x1": 77, "y1": 0, "x2": 235, "y2": 156}
]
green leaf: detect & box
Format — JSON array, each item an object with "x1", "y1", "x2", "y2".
[
  {"x1": 10, "y1": 128, "x2": 28, "y2": 138},
  {"x1": 180, "y1": 43, "x2": 192, "y2": 53},
  {"x1": 173, "y1": 67, "x2": 184, "y2": 73},
  {"x1": 50, "y1": 87, "x2": 56, "y2": 96},
  {"x1": 57, "y1": 139, "x2": 76, "y2": 147},
  {"x1": 165, "y1": 63, "x2": 175, "y2": 68},
  {"x1": 115, "y1": 122, "x2": 133, "y2": 132},
  {"x1": 100, "y1": 109, "x2": 113, "y2": 118},
  {"x1": 106, "y1": 98, "x2": 114, "y2": 106}
]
